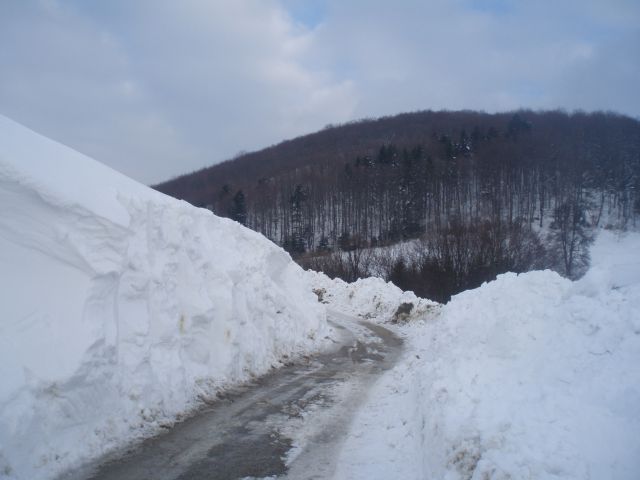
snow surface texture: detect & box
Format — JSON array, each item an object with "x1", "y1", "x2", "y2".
[
  {"x1": 335, "y1": 230, "x2": 640, "y2": 479},
  {"x1": 307, "y1": 271, "x2": 439, "y2": 323},
  {"x1": 0, "y1": 115, "x2": 331, "y2": 480}
]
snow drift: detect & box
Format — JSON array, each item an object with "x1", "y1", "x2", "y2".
[
  {"x1": 307, "y1": 272, "x2": 438, "y2": 323},
  {"x1": 0, "y1": 115, "x2": 330, "y2": 480},
  {"x1": 335, "y1": 230, "x2": 640, "y2": 479}
]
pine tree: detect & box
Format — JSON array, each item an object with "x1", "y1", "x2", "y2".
[{"x1": 231, "y1": 190, "x2": 248, "y2": 226}]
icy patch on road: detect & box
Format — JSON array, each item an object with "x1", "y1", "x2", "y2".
[
  {"x1": 333, "y1": 355, "x2": 427, "y2": 480},
  {"x1": 277, "y1": 315, "x2": 403, "y2": 480}
]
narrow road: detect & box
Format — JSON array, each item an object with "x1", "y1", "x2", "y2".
[{"x1": 64, "y1": 313, "x2": 403, "y2": 480}]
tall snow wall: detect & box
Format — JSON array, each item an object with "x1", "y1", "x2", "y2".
[{"x1": 0, "y1": 115, "x2": 328, "y2": 479}]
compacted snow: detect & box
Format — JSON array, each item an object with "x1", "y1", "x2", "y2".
[
  {"x1": 0, "y1": 115, "x2": 331, "y2": 480},
  {"x1": 330, "y1": 230, "x2": 640, "y2": 479}
]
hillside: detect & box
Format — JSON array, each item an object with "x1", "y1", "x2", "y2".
[
  {"x1": 155, "y1": 109, "x2": 640, "y2": 300},
  {"x1": 155, "y1": 110, "x2": 639, "y2": 240}
]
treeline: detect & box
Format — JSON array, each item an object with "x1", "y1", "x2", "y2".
[
  {"x1": 301, "y1": 218, "x2": 547, "y2": 302},
  {"x1": 155, "y1": 109, "x2": 640, "y2": 300}
]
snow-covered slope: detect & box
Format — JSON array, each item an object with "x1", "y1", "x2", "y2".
[
  {"x1": 0, "y1": 115, "x2": 330, "y2": 480},
  {"x1": 335, "y1": 230, "x2": 640, "y2": 479}
]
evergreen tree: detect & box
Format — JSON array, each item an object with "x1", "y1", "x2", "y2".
[{"x1": 231, "y1": 190, "x2": 248, "y2": 226}]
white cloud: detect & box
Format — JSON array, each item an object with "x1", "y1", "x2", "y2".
[
  {"x1": 0, "y1": 0, "x2": 637, "y2": 184},
  {"x1": 0, "y1": 0, "x2": 356, "y2": 183},
  {"x1": 312, "y1": 0, "x2": 639, "y2": 117}
]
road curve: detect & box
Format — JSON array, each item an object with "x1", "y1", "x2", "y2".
[{"x1": 62, "y1": 312, "x2": 403, "y2": 480}]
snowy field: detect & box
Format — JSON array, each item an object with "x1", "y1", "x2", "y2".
[{"x1": 321, "y1": 230, "x2": 640, "y2": 480}]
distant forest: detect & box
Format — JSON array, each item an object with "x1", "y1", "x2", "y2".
[{"x1": 155, "y1": 110, "x2": 640, "y2": 301}]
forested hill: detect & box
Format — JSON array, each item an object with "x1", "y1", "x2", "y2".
[{"x1": 155, "y1": 109, "x2": 639, "y2": 248}]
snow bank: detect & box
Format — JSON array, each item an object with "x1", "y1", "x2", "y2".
[
  {"x1": 0, "y1": 115, "x2": 330, "y2": 480},
  {"x1": 414, "y1": 230, "x2": 640, "y2": 479},
  {"x1": 335, "y1": 230, "x2": 640, "y2": 479},
  {"x1": 307, "y1": 271, "x2": 438, "y2": 323}
]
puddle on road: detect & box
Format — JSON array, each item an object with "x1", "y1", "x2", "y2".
[{"x1": 178, "y1": 432, "x2": 292, "y2": 480}]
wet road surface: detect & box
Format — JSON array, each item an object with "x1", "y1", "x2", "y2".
[{"x1": 62, "y1": 313, "x2": 403, "y2": 480}]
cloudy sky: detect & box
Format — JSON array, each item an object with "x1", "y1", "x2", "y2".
[{"x1": 1, "y1": 0, "x2": 639, "y2": 184}]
